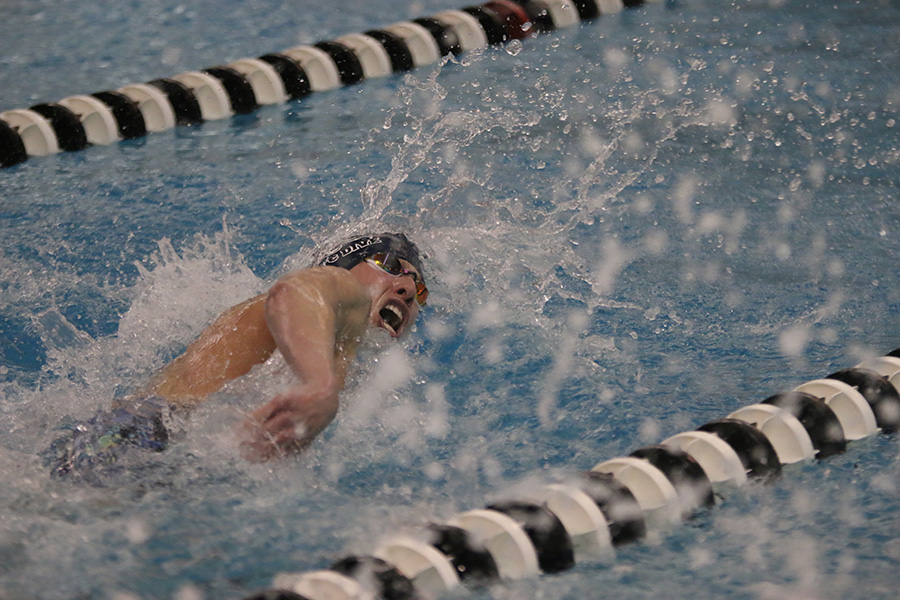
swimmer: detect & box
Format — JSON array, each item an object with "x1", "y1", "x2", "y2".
[{"x1": 44, "y1": 233, "x2": 428, "y2": 476}]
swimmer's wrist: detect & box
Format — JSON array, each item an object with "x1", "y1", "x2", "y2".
[{"x1": 296, "y1": 372, "x2": 341, "y2": 398}]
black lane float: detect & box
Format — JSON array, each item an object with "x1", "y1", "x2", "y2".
[
  {"x1": 0, "y1": 0, "x2": 658, "y2": 169},
  {"x1": 242, "y1": 350, "x2": 900, "y2": 600}
]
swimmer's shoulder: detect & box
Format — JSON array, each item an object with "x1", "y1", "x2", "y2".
[{"x1": 270, "y1": 266, "x2": 369, "y2": 308}]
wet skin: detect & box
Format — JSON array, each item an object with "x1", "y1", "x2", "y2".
[{"x1": 141, "y1": 260, "x2": 423, "y2": 460}]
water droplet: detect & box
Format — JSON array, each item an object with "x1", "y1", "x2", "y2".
[{"x1": 505, "y1": 40, "x2": 523, "y2": 56}]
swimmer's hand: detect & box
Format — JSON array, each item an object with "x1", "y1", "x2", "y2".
[{"x1": 238, "y1": 383, "x2": 339, "y2": 462}]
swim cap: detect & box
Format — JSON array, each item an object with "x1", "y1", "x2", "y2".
[{"x1": 320, "y1": 233, "x2": 425, "y2": 281}]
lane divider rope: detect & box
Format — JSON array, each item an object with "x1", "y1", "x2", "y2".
[
  {"x1": 242, "y1": 350, "x2": 900, "y2": 600},
  {"x1": 0, "y1": 0, "x2": 659, "y2": 169}
]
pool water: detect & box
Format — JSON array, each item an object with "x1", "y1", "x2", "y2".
[{"x1": 1, "y1": 0, "x2": 899, "y2": 599}]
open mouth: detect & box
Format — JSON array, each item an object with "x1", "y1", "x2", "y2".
[{"x1": 379, "y1": 304, "x2": 404, "y2": 335}]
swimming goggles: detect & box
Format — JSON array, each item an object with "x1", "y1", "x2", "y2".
[{"x1": 367, "y1": 252, "x2": 429, "y2": 306}]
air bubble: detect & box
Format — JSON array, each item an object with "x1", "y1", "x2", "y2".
[{"x1": 506, "y1": 40, "x2": 523, "y2": 56}]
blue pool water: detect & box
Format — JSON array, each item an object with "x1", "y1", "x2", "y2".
[{"x1": 1, "y1": 0, "x2": 899, "y2": 599}]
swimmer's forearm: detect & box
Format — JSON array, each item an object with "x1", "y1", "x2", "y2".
[
  {"x1": 264, "y1": 268, "x2": 369, "y2": 391},
  {"x1": 240, "y1": 269, "x2": 371, "y2": 461}
]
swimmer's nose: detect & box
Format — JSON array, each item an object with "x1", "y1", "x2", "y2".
[{"x1": 395, "y1": 278, "x2": 416, "y2": 304}]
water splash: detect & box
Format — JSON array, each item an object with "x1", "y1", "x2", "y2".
[{"x1": 2, "y1": 2, "x2": 899, "y2": 598}]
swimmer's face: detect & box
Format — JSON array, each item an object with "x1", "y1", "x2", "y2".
[{"x1": 349, "y1": 257, "x2": 423, "y2": 338}]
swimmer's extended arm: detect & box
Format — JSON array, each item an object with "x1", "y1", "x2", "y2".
[
  {"x1": 239, "y1": 267, "x2": 372, "y2": 461},
  {"x1": 143, "y1": 294, "x2": 278, "y2": 406}
]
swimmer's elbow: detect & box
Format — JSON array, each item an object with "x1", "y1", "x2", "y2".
[
  {"x1": 265, "y1": 278, "x2": 313, "y2": 319},
  {"x1": 266, "y1": 272, "x2": 334, "y2": 310},
  {"x1": 264, "y1": 279, "x2": 290, "y2": 313}
]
